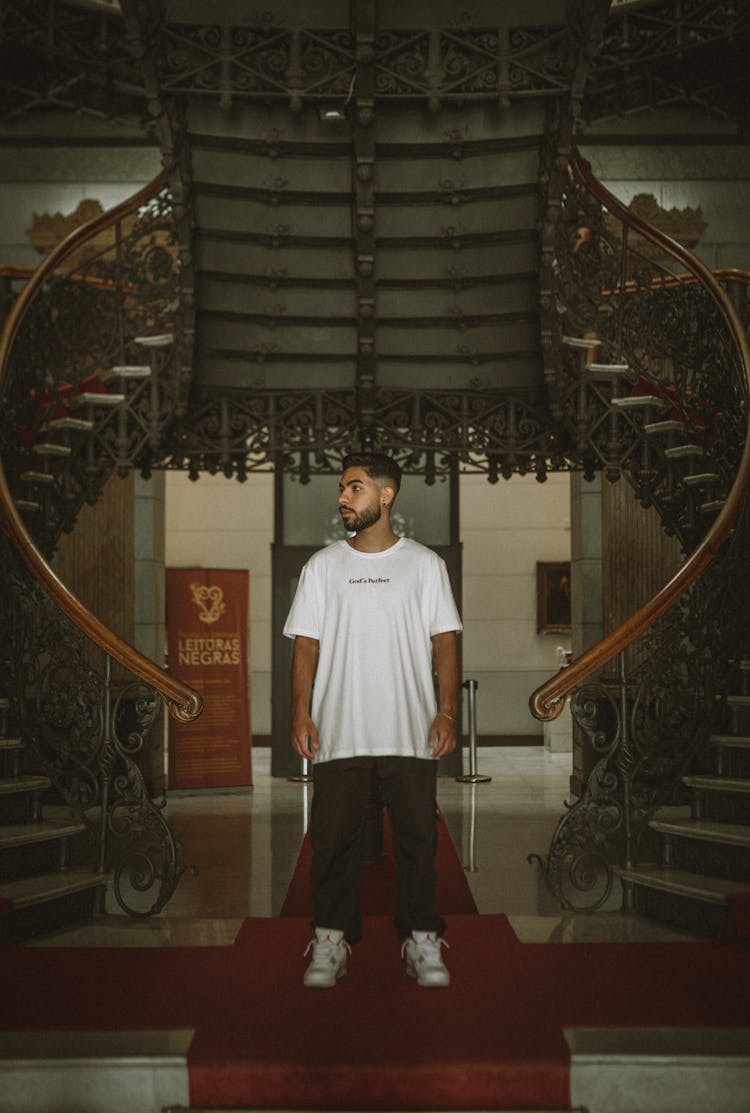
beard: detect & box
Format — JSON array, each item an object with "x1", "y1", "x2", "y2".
[{"x1": 342, "y1": 501, "x2": 382, "y2": 532}]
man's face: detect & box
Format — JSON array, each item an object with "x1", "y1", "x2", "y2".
[{"x1": 338, "y1": 467, "x2": 383, "y2": 533}]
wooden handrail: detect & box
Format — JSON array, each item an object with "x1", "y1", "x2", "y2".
[
  {"x1": 530, "y1": 147, "x2": 750, "y2": 721},
  {"x1": 0, "y1": 172, "x2": 203, "y2": 723}
]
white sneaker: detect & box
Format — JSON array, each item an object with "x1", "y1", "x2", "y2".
[
  {"x1": 303, "y1": 928, "x2": 351, "y2": 988},
  {"x1": 402, "y1": 930, "x2": 450, "y2": 987}
]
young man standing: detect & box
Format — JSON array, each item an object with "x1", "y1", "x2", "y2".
[{"x1": 283, "y1": 452, "x2": 462, "y2": 988}]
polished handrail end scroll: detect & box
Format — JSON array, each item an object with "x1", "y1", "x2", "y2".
[{"x1": 167, "y1": 691, "x2": 205, "y2": 723}]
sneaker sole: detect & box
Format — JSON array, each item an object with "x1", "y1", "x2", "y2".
[
  {"x1": 304, "y1": 964, "x2": 348, "y2": 989},
  {"x1": 405, "y1": 963, "x2": 450, "y2": 988}
]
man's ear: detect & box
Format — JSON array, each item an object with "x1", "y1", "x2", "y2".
[{"x1": 381, "y1": 484, "x2": 395, "y2": 508}]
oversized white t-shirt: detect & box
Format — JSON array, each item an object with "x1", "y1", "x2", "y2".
[{"x1": 283, "y1": 537, "x2": 462, "y2": 763}]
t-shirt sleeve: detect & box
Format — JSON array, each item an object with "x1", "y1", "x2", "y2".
[
  {"x1": 430, "y1": 556, "x2": 463, "y2": 636},
  {"x1": 283, "y1": 559, "x2": 321, "y2": 640}
]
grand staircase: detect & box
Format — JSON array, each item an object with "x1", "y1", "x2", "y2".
[
  {"x1": 621, "y1": 660, "x2": 750, "y2": 940},
  {"x1": 0, "y1": 696, "x2": 105, "y2": 945}
]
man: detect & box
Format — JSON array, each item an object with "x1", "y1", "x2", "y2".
[{"x1": 283, "y1": 451, "x2": 462, "y2": 989}]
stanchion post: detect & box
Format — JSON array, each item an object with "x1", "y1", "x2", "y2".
[
  {"x1": 287, "y1": 750, "x2": 313, "y2": 784},
  {"x1": 456, "y1": 678, "x2": 491, "y2": 784}
]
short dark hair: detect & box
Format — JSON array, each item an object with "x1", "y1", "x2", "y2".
[{"x1": 341, "y1": 451, "x2": 402, "y2": 494}]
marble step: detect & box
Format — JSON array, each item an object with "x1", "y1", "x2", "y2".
[
  {"x1": 45, "y1": 416, "x2": 94, "y2": 432},
  {"x1": 135, "y1": 332, "x2": 173, "y2": 347},
  {"x1": 562, "y1": 334, "x2": 599, "y2": 350},
  {"x1": 585, "y1": 361, "x2": 629, "y2": 376},
  {"x1": 67, "y1": 393, "x2": 125, "y2": 409},
  {"x1": 0, "y1": 868, "x2": 106, "y2": 911},
  {"x1": 644, "y1": 419, "x2": 686, "y2": 435},
  {"x1": 100, "y1": 365, "x2": 151, "y2": 380},
  {"x1": 683, "y1": 775, "x2": 750, "y2": 796},
  {"x1": 649, "y1": 817, "x2": 750, "y2": 849},
  {"x1": 31, "y1": 442, "x2": 71, "y2": 458},
  {"x1": 0, "y1": 775, "x2": 50, "y2": 795},
  {"x1": 612, "y1": 395, "x2": 669, "y2": 410},
  {"x1": 618, "y1": 864, "x2": 746, "y2": 905},
  {"x1": 20, "y1": 471, "x2": 54, "y2": 484},
  {"x1": 664, "y1": 443, "x2": 704, "y2": 460},
  {"x1": 0, "y1": 818, "x2": 86, "y2": 851},
  {"x1": 682, "y1": 472, "x2": 719, "y2": 486},
  {"x1": 0, "y1": 1030, "x2": 193, "y2": 1113},
  {"x1": 710, "y1": 734, "x2": 750, "y2": 749}
]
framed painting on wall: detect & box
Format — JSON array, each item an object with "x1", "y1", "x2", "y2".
[{"x1": 537, "y1": 561, "x2": 571, "y2": 633}]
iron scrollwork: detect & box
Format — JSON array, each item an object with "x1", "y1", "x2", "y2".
[
  {"x1": 107, "y1": 680, "x2": 189, "y2": 917},
  {"x1": 0, "y1": 526, "x2": 189, "y2": 916}
]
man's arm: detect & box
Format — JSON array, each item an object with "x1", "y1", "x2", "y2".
[
  {"x1": 290, "y1": 635, "x2": 320, "y2": 761},
  {"x1": 427, "y1": 630, "x2": 460, "y2": 758}
]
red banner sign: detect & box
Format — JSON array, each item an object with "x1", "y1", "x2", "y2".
[{"x1": 166, "y1": 568, "x2": 252, "y2": 789}]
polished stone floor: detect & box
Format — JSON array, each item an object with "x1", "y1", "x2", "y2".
[{"x1": 30, "y1": 746, "x2": 697, "y2": 947}]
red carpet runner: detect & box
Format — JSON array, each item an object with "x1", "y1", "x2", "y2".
[
  {"x1": 2, "y1": 823, "x2": 750, "y2": 1110},
  {"x1": 280, "y1": 811, "x2": 478, "y2": 917}
]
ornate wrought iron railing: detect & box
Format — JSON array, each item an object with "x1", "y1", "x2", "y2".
[
  {"x1": 531, "y1": 148, "x2": 750, "y2": 722},
  {"x1": 529, "y1": 149, "x2": 750, "y2": 910},
  {"x1": 0, "y1": 172, "x2": 202, "y2": 722},
  {"x1": 0, "y1": 173, "x2": 203, "y2": 915}
]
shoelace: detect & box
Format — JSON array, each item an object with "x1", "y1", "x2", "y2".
[
  {"x1": 304, "y1": 937, "x2": 351, "y2": 961},
  {"x1": 401, "y1": 935, "x2": 450, "y2": 960}
]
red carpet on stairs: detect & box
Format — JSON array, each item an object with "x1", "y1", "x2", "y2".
[
  {"x1": 2, "y1": 820, "x2": 750, "y2": 1111},
  {"x1": 3, "y1": 914, "x2": 750, "y2": 1110}
]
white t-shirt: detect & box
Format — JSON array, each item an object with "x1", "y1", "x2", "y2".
[{"x1": 283, "y1": 537, "x2": 462, "y2": 763}]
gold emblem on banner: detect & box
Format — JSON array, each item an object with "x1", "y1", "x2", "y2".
[{"x1": 190, "y1": 582, "x2": 226, "y2": 625}]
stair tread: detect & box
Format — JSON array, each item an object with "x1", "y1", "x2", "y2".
[
  {"x1": 31, "y1": 443, "x2": 71, "y2": 457},
  {"x1": 649, "y1": 817, "x2": 750, "y2": 847},
  {"x1": 683, "y1": 472, "x2": 718, "y2": 485},
  {"x1": 135, "y1": 332, "x2": 173, "y2": 347},
  {"x1": 683, "y1": 775, "x2": 750, "y2": 794},
  {"x1": 612, "y1": 395, "x2": 669, "y2": 410},
  {"x1": 727, "y1": 695, "x2": 750, "y2": 705},
  {"x1": 0, "y1": 869, "x2": 106, "y2": 910},
  {"x1": 618, "y1": 865, "x2": 748, "y2": 903},
  {"x1": 664, "y1": 444, "x2": 704, "y2": 459},
  {"x1": 711, "y1": 734, "x2": 750, "y2": 747},
  {"x1": 0, "y1": 738, "x2": 23, "y2": 750},
  {"x1": 0, "y1": 818, "x2": 86, "y2": 850},
  {"x1": 67, "y1": 393, "x2": 124, "y2": 408},
  {"x1": 562, "y1": 335, "x2": 600, "y2": 350},
  {"x1": 586, "y1": 362, "x2": 629, "y2": 374},
  {"x1": 45, "y1": 416, "x2": 93, "y2": 431},
  {"x1": 0, "y1": 775, "x2": 50, "y2": 795},
  {"x1": 645, "y1": 420, "x2": 685, "y2": 434}
]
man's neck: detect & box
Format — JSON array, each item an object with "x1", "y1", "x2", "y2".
[{"x1": 347, "y1": 520, "x2": 399, "y2": 553}]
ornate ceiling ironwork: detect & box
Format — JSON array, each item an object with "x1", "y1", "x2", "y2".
[
  {"x1": 584, "y1": 0, "x2": 750, "y2": 123},
  {"x1": 0, "y1": 0, "x2": 143, "y2": 122},
  {"x1": 145, "y1": 19, "x2": 575, "y2": 110},
  {"x1": 161, "y1": 385, "x2": 572, "y2": 485}
]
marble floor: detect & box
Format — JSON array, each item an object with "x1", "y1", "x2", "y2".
[{"x1": 29, "y1": 745, "x2": 698, "y2": 947}]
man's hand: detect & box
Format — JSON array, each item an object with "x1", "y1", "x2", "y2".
[
  {"x1": 292, "y1": 713, "x2": 320, "y2": 762},
  {"x1": 427, "y1": 712, "x2": 457, "y2": 758}
]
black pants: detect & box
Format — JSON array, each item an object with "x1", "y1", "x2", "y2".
[{"x1": 310, "y1": 755, "x2": 446, "y2": 944}]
